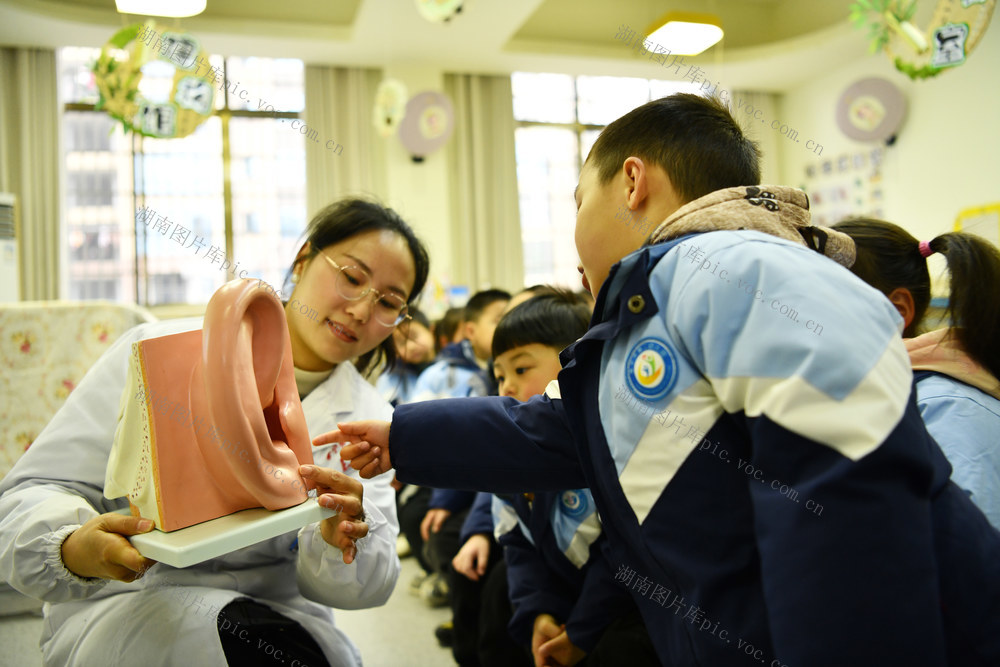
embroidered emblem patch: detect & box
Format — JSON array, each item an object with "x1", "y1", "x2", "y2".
[
  {"x1": 625, "y1": 337, "x2": 678, "y2": 402},
  {"x1": 560, "y1": 490, "x2": 589, "y2": 519}
]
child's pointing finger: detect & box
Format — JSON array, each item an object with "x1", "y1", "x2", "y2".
[
  {"x1": 340, "y1": 440, "x2": 370, "y2": 460},
  {"x1": 313, "y1": 430, "x2": 349, "y2": 447}
]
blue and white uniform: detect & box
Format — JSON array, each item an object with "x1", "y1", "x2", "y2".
[
  {"x1": 411, "y1": 340, "x2": 493, "y2": 401},
  {"x1": 389, "y1": 230, "x2": 1000, "y2": 667},
  {"x1": 492, "y1": 488, "x2": 618, "y2": 649},
  {"x1": 915, "y1": 371, "x2": 1000, "y2": 531}
]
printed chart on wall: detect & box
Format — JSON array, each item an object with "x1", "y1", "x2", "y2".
[{"x1": 800, "y1": 148, "x2": 884, "y2": 227}]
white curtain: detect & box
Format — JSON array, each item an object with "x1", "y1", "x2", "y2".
[
  {"x1": 729, "y1": 90, "x2": 781, "y2": 186},
  {"x1": 0, "y1": 47, "x2": 60, "y2": 301},
  {"x1": 444, "y1": 73, "x2": 524, "y2": 291},
  {"x1": 303, "y1": 65, "x2": 388, "y2": 215}
]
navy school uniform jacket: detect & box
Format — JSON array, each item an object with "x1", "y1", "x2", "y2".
[
  {"x1": 491, "y1": 488, "x2": 622, "y2": 649},
  {"x1": 459, "y1": 492, "x2": 495, "y2": 543},
  {"x1": 390, "y1": 230, "x2": 1000, "y2": 667}
]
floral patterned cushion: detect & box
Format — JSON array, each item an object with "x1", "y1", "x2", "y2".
[{"x1": 0, "y1": 301, "x2": 156, "y2": 480}]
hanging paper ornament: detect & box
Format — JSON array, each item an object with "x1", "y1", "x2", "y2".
[
  {"x1": 415, "y1": 0, "x2": 464, "y2": 23},
  {"x1": 373, "y1": 79, "x2": 409, "y2": 138},
  {"x1": 93, "y1": 20, "x2": 216, "y2": 138},
  {"x1": 398, "y1": 91, "x2": 455, "y2": 163},
  {"x1": 848, "y1": 0, "x2": 996, "y2": 80}
]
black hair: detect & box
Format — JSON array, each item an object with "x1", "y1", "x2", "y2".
[
  {"x1": 586, "y1": 93, "x2": 760, "y2": 203},
  {"x1": 288, "y1": 198, "x2": 430, "y2": 376},
  {"x1": 404, "y1": 306, "x2": 430, "y2": 331},
  {"x1": 492, "y1": 288, "x2": 591, "y2": 359},
  {"x1": 464, "y1": 288, "x2": 511, "y2": 323},
  {"x1": 390, "y1": 306, "x2": 434, "y2": 372},
  {"x1": 832, "y1": 218, "x2": 1000, "y2": 381},
  {"x1": 433, "y1": 307, "x2": 464, "y2": 354}
]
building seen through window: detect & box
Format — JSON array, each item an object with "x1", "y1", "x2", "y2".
[{"x1": 60, "y1": 48, "x2": 307, "y2": 306}]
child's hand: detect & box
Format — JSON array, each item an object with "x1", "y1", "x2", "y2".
[
  {"x1": 61, "y1": 512, "x2": 158, "y2": 582},
  {"x1": 538, "y1": 629, "x2": 586, "y2": 667},
  {"x1": 531, "y1": 614, "x2": 563, "y2": 667},
  {"x1": 313, "y1": 420, "x2": 392, "y2": 478},
  {"x1": 420, "y1": 508, "x2": 451, "y2": 540},
  {"x1": 300, "y1": 465, "x2": 367, "y2": 564},
  {"x1": 452, "y1": 534, "x2": 491, "y2": 581}
]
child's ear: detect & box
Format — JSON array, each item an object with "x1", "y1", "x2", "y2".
[
  {"x1": 463, "y1": 320, "x2": 477, "y2": 341},
  {"x1": 887, "y1": 287, "x2": 916, "y2": 330},
  {"x1": 623, "y1": 157, "x2": 650, "y2": 210}
]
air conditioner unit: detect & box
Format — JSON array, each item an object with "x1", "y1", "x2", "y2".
[{"x1": 0, "y1": 193, "x2": 18, "y2": 301}]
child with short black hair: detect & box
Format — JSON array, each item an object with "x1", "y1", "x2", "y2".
[
  {"x1": 412, "y1": 288, "x2": 510, "y2": 400},
  {"x1": 433, "y1": 307, "x2": 465, "y2": 355},
  {"x1": 409, "y1": 289, "x2": 512, "y2": 612},
  {"x1": 446, "y1": 289, "x2": 600, "y2": 667},
  {"x1": 375, "y1": 308, "x2": 435, "y2": 407},
  {"x1": 489, "y1": 289, "x2": 656, "y2": 666},
  {"x1": 327, "y1": 94, "x2": 1000, "y2": 667}
]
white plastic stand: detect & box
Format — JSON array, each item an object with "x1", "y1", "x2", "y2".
[{"x1": 120, "y1": 500, "x2": 337, "y2": 568}]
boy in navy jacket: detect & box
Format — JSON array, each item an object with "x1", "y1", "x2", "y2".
[{"x1": 320, "y1": 94, "x2": 1000, "y2": 667}]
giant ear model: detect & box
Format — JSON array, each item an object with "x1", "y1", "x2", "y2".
[{"x1": 106, "y1": 279, "x2": 313, "y2": 531}]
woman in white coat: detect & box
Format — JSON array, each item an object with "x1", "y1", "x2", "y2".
[{"x1": 0, "y1": 198, "x2": 431, "y2": 666}]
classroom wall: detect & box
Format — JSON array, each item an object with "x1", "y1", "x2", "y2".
[
  {"x1": 776, "y1": 21, "x2": 1000, "y2": 243},
  {"x1": 380, "y1": 65, "x2": 455, "y2": 291}
]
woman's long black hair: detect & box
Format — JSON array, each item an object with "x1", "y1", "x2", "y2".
[{"x1": 288, "y1": 198, "x2": 430, "y2": 376}]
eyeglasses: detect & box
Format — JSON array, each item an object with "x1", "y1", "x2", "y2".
[{"x1": 318, "y1": 253, "x2": 411, "y2": 327}]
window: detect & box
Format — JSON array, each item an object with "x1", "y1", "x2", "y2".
[
  {"x1": 61, "y1": 48, "x2": 307, "y2": 306},
  {"x1": 511, "y1": 72, "x2": 699, "y2": 288}
]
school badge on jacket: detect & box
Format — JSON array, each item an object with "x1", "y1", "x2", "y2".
[
  {"x1": 625, "y1": 337, "x2": 678, "y2": 402},
  {"x1": 560, "y1": 489, "x2": 589, "y2": 519}
]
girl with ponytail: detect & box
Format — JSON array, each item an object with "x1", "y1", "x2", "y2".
[{"x1": 833, "y1": 218, "x2": 1000, "y2": 530}]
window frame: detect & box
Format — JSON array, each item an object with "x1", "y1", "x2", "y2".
[{"x1": 63, "y1": 57, "x2": 304, "y2": 306}]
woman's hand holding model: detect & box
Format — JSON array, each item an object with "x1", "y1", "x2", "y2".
[
  {"x1": 300, "y1": 464, "x2": 368, "y2": 564},
  {"x1": 61, "y1": 513, "x2": 158, "y2": 581}
]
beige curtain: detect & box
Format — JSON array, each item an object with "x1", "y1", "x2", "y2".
[
  {"x1": 303, "y1": 66, "x2": 387, "y2": 215},
  {"x1": 729, "y1": 90, "x2": 781, "y2": 186},
  {"x1": 0, "y1": 47, "x2": 60, "y2": 301},
  {"x1": 444, "y1": 74, "x2": 523, "y2": 292}
]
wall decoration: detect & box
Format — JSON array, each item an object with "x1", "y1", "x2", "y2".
[
  {"x1": 836, "y1": 77, "x2": 907, "y2": 143},
  {"x1": 398, "y1": 91, "x2": 455, "y2": 162},
  {"x1": 801, "y1": 148, "x2": 885, "y2": 228},
  {"x1": 848, "y1": 0, "x2": 996, "y2": 80},
  {"x1": 373, "y1": 79, "x2": 409, "y2": 138},
  {"x1": 93, "y1": 21, "x2": 215, "y2": 139},
  {"x1": 415, "y1": 0, "x2": 464, "y2": 23}
]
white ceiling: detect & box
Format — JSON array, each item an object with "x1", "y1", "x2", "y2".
[{"x1": 0, "y1": 0, "x2": 871, "y2": 92}]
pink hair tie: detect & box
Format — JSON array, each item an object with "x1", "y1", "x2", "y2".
[{"x1": 918, "y1": 240, "x2": 934, "y2": 258}]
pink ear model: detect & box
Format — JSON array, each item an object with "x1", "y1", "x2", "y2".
[
  {"x1": 106, "y1": 278, "x2": 314, "y2": 532},
  {"x1": 195, "y1": 279, "x2": 312, "y2": 509}
]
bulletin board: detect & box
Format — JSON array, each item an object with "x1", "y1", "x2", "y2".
[{"x1": 800, "y1": 147, "x2": 885, "y2": 227}]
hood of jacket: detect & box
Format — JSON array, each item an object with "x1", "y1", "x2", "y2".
[
  {"x1": 906, "y1": 327, "x2": 1000, "y2": 400},
  {"x1": 648, "y1": 185, "x2": 856, "y2": 268}
]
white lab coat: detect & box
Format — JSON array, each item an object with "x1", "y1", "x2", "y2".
[{"x1": 0, "y1": 318, "x2": 400, "y2": 666}]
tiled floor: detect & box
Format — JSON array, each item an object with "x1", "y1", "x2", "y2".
[{"x1": 0, "y1": 556, "x2": 454, "y2": 667}]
